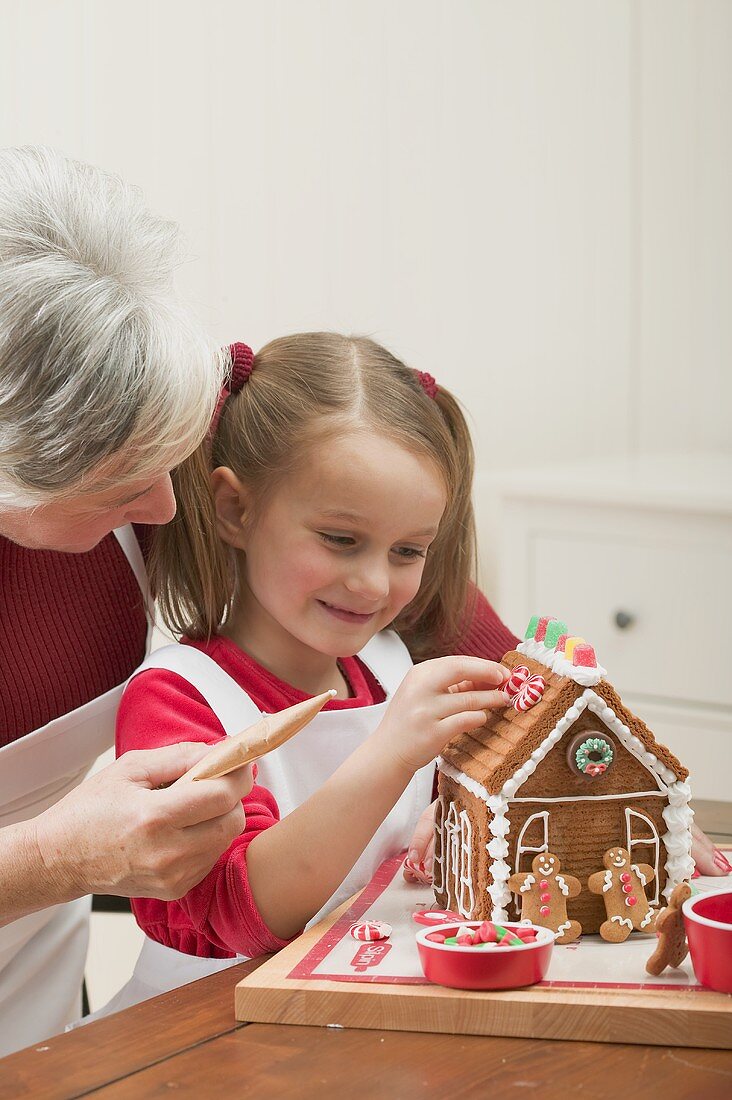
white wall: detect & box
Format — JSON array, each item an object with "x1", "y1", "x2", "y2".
[{"x1": 1, "y1": 0, "x2": 730, "y2": 590}]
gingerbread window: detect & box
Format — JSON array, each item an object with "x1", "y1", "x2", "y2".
[
  {"x1": 458, "y1": 810, "x2": 475, "y2": 919},
  {"x1": 445, "y1": 801, "x2": 460, "y2": 911},
  {"x1": 432, "y1": 796, "x2": 445, "y2": 894}
]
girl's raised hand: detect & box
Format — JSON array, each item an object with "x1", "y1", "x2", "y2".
[{"x1": 376, "y1": 656, "x2": 509, "y2": 775}]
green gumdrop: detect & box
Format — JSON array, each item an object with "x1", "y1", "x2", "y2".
[
  {"x1": 524, "y1": 615, "x2": 540, "y2": 640},
  {"x1": 444, "y1": 936, "x2": 459, "y2": 945},
  {"x1": 544, "y1": 620, "x2": 568, "y2": 649}
]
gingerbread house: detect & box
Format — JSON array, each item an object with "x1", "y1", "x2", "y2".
[{"x1": 434, "y1": 615, "x2": 694, "y2": 934}]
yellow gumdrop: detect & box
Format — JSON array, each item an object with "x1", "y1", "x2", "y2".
[{"x1": 564, "y1": 637, "x2": 586, "y2": 662}]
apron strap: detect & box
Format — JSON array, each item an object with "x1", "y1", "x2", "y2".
[
  {"x1": 132, "y1": 644, "x2": 262, "y2": 736},
  {"x1": 112, "y1": 525, "x2": 155, "y2": 620},
  {"x1": 356, "y1": 630, "x2": 413, "y2": 698}
]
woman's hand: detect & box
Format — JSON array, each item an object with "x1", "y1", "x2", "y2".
[
  {"x1": 375, "y1": 655, "x2": 509, "y2": 774},
  {"x1": 32, "y1": 743, "x2": 253, "y2": 902},
  {"x1": 691, "y1": 821, "x2": 732, "y2": 876}
]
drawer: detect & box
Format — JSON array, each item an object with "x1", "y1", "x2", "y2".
[{"x1": 529, "y1": 533, "x2": 732, "y2": 708}]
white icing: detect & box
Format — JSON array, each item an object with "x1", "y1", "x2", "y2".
[
  {"x1": 519, "y1": 874, "x2": 536, "y2": 893},
  {"x1": 626, "y1": 807, "x2": 660, "y2": 905},
  {"x1": 640, "y1": 908, "x2": 656, "y2": 929},
  {"x1": 445, "y1": 802, "x2": 460, "y2": 913},
  {"x1": 602, "y1": 869, "x2": 613, "y2": 893},
  {"x1": 610, "y1": 915, "x2": 633, "y2": 929},
  {"x1": 661, "y1": 781, "x2": 695, "y2": 901},
  {"x1": 432, "y1": 796, "x2": 445, "y2": 894},
  {"x1": 555, "y1": 920, "x2": 572, "y2": 939},
  {"x1": 511, "y1": 791, "x2": 664, "y2": 804},
  {"x1": 631, "y1": 863, "x2": 648, "y2": 887},
  {"x1": 516, "y1": 638, "x2": 607, "y2": 686},
  {"x1": 458, "y1": 810, "x2": 475, "y2": 919},
  {"x1": 555, "y1": 874, "x2": 570, "y2": 897},
  {"x1": 486, "y1": 795, "x2": 511, "y2": 922}
]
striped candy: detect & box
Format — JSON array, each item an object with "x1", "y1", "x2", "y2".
[
  {"x1": 513, "y1": 674, "x2": 546, "y2": 712},
  {"x1": 504, "y1": 665, "x2": 531, "y2": 696},
  {"x1": 349, "y1": 920, "x2": 392, "y2": 942}
]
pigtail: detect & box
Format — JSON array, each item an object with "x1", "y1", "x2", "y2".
[
  {"x1": 150, "y1": 443, "x2": 235, "y2": 639},
  {"x1": 395, "y1": 385, "x2": 478, "y2": 662}
]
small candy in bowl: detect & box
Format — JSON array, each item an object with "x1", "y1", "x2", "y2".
[
  {"x1": 416, "y1": 920, "x2": 554, "y2": 991},
  {"x1": 683, "y1": 888, "x2": 732, "y2": 994}
]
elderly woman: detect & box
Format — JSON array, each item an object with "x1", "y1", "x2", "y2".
[{"x1": 0, "y1": 147, "x2": 253, "y2": 1056}]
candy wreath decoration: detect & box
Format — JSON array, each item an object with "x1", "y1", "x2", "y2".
[{"x1": 574, "y1": 736, "x2": 614, "y2": 777}]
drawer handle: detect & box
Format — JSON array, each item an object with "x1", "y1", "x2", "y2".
[{"x1": 614, "y1": 610, "x2": 635, "y2": 630}]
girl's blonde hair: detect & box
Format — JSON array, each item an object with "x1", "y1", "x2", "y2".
[{"x1": 152, "y1": 332, "x2": 477, "y2": 660}]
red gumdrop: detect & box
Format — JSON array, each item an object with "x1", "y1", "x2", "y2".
[
  {"x1": 481, "y1": 922, "x2": 498, "y2": 943},
  {"x1": 497, "y1": 937, "x2": 514, "y2": 947},
  {"x1": 456, "y1": 934, "x2": 473, "y2": 946},
  {"x1": 620, "y1": 873, "x2": 631, "y2": 883},
  {"x1": 539, "y1": 905, "x2": 550, "y2": 917},
  {"x1": 556, "y1": 634, "x2": 569, "y2": 652},
  {"x1": 622, "y1": 883, "x2": 632, "y2": 894},
  {"x1": 572, "y1": 643, "x2": 597, "y2": 668},
  {"x1": 535, "y1": 617, "x2": 552, "y2": 642},
  {"x1": 540, "y1": 892, "x2": 551, "y2": 903},
  {"x1": 516, "y1": 927, "x2": 536, "y2": 940},
  {"x1": 539, "y1": 880, "x2": 548, "y2": 889},
  {"x1": 627, "y1": 896, "x2": 638, "y2": 906}
]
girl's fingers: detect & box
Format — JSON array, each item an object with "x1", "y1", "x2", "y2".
[
  {"x1": 428, "y1": 656, "x2": 509, "y2": 691},
  {"x1": 447, "y1": 679, "x2": 475, "y2": 695},
  {"x1": 438, "y1": 709, "x2": 489, "y2": 743},
  {"x1": 439, "y1": 687, "x2": 509, "y2": 718}
]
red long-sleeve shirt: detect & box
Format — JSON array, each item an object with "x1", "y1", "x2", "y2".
[
  {"x1": 117, "y1": 637, "x2": 390, "y2": 957},
  {"x1": 117, "y1": 598, "x2": 518, "y2": 959}
]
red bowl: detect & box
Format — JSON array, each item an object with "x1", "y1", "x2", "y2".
[
  {"x1": 683, "y1": 889, "x2": 732, "y2": 993},
  {"x1": 416, "y1": 921, "x2": 554, "y2": 991}
]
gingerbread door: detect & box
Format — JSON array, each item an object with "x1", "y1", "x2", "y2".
[{"x1": 625, "y1": 806, "x2": 661, "y2": 906}]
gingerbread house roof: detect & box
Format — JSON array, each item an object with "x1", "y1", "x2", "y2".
[{"x1": 440, "y1": 645, "x2": 688, "y2": 797}]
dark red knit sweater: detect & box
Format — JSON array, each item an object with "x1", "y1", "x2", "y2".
[{"x1": 0, "y1": 527, "x2": 518, "y2": 745}]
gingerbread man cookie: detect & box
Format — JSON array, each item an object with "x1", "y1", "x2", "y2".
[
  {"x1": 645, "y1": 882, "x2": 692, "y2": 975},
  {"x1": 508, "y1": 852, "x2": 582, "y2": 943},
  {"x1": 588, "y1": 846, "x2": 658, "y2": 943}
]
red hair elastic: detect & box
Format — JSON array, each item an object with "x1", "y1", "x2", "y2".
[
  {"x1": 209, "y1": 342, "x2": 254, "y2": 437},
  {"x1": 416, "y1": 370, "x2": 438, "y2": 399}
]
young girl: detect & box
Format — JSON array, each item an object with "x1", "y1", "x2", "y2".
[
  {"x1": 102, "y1": 333, "x2": 513, "y2": 1009},
  {"x1": 102, "y1": 334, "x2": 727, "y2": 1014}
]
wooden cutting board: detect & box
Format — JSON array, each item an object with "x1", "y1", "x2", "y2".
[{"x1": 235, "y1": 892, "x2": 732, "y2": 1050}]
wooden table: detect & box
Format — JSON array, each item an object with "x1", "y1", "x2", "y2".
[
  {"x1": 3, "y1": 961, "x2": 731, "y2": 1098},
  {"x1": 2, "y1": 801, "x2": 731, "y2": 1099}
]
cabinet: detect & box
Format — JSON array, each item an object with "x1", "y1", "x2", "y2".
[{"x1": 492, "y1": 455, "x2": 732, "y2": 802}]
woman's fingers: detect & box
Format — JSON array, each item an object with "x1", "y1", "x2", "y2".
[
  {"x1": 160, "y1": 761, "x2": 254, "y2": 829},
  {"x1": 691, "y1": 822, "x2": 732, "y2": 876}
]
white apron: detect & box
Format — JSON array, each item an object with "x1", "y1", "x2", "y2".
[
  {"x1": 0, "y1": 526, "x2": 153, "y2": 1057},
  {"x1": 94, "y1": 630, "x2": 434, "y2": 1015}
]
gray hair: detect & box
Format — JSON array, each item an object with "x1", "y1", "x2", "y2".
[{"x1": 0, "y1": 146, "x2": 224, "y2": 506}]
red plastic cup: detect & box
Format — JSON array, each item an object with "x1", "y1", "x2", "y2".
[{"x1": 682, "y1": 889, "x2": 732, "y2": 993}]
